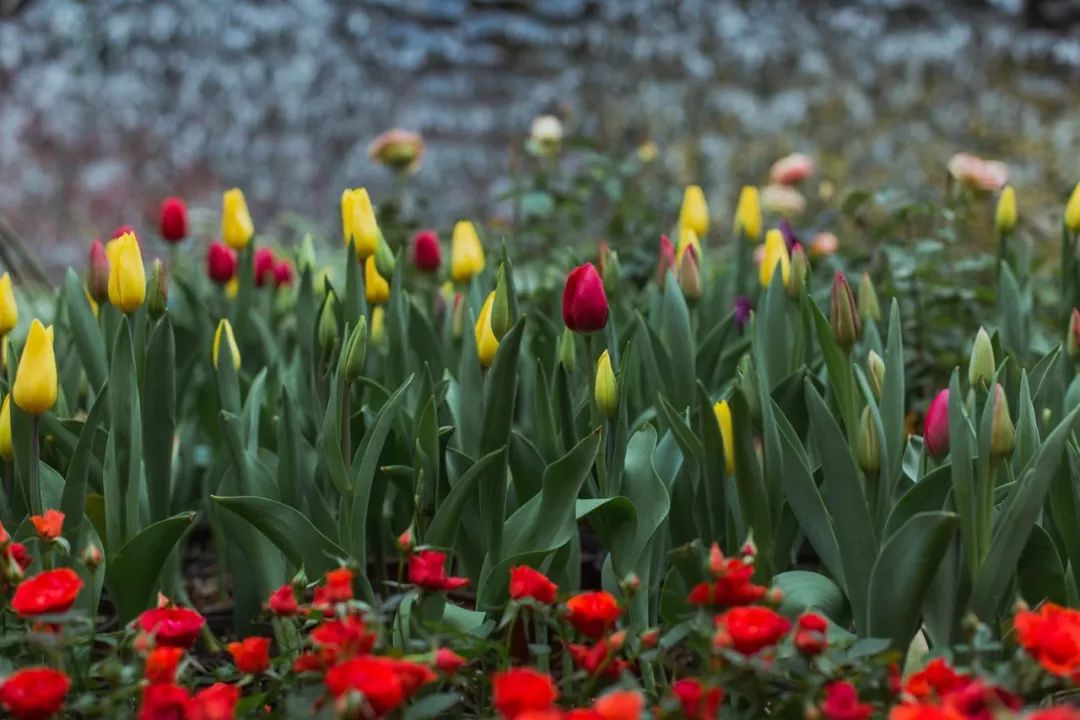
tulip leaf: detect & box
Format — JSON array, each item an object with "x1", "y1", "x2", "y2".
[
  {"x1": 105, "y1": 318, "x2": 143, "y2": 551},
  {"x1": 142, "y1": 317, "x2": 175, "y2": 523},
  {"x1": 773, "y1": 570, "x2": 846, "y2": 624},
  {"x1": 882, "y1": 464, "x2": 952, "y2": 540},
  {"x1": 882, "y1": 301, "x2": 906, "y2": 496},
  {"x1": 276, "y1": 386, "x2": 301, "y2": 509},
  {"x1": 660, "y1": 281, "x2": 694, "y2": 410},
  {"x1": 425, "y1": 445, "x2": 504, "y2": 550},
  {"x1": 61, "y1": 383, "x2": 109, "y2": 546},
  {"x1": 947, "y1": 372, "x2": 979, "y2": 579},
  {"x1": 810, "y1": 300, "x2": 856, "y2": 440},
  {"x1": 1019, "y1": 523, "x2": 1067, "y2": 606},
  {"x1": 105, "y1": 511, "x2": 195, "y2": 624},
  {"x1": 62, "y1": 269, "x2": 108, "y2": 392}
]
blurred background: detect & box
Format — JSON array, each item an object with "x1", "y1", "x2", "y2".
[{"x1": 0, "y1": 0, "x2": 1077, "y2": 275}]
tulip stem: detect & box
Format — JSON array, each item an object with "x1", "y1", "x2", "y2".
[
  {"x1": 28, "y1": 416, "x2": 41, "y2": 517},
  {"x1": 341, "y1": 380, "x2": 352, "y2": 470}
]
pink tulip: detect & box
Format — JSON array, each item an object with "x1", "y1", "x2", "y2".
[{"x1": 924, "y1": 389, "x2": 950, "y2": 458}]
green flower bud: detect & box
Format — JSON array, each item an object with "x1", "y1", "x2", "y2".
[
  {"x1": 297, "y1": 233, "x2": 317, "y2": 273},
  {"x1": 558, "y1": 327, "x2": 576, "y2": 373},
  {"x1": 595, "y1": 350, "x2": 617, "y2": 418},
  {"x1": 856, "y1": 406, "x2": 880, "y2": 474},
  {"x1": 968, "y1": 327, "x2": 995, "y2": 389},
  {"x1": 344, "y1": 317, "x2": 368, "y2": 382},
  {"x1": 867, "y1": 350, "x2": 885, "y2": 401},
  {"x1": 787, "y1": 244, "x2": 808, "y2": 299},
  {"x1": 857, "y1": 272, "x2": 880, "y2": 324},
  {"x1": 374, "y1": 233, "x2": 396, "y2": 278},
  {"x1": 989, "y1": 383, "x2": 1014, "y2": 461},
  {"x1": 830, "y1": 272, "x2": 861, "y2": 353},
  {"x1": 318, "y1": 292, "x2": 339, "y2": 355},
  {"x1": 147, "y1": 258, "x2": 168, "y2": 319},
  {"x1": 491, "y1": 263, "x2": 511, "y2": 340}
]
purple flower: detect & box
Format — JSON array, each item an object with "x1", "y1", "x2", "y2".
[
  {"x1": 734, "y1": 295, "x2": 753, "y2": 330},
  {"x1": 779, "y1": 220, "x2": 800, "y2": 252}
]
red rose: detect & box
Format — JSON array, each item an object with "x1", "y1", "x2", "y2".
[
  {"x1": 227, "y1": 636, "x2": 271, "y2": 674},
  {"x1": 714, "y1": 605, "x2": 791, "y2": 655},
  {"x1": 567, "y1": 638, "x2": 630, "y2": 679},
  {"x1": 253, "y1": 247, "x2": 275, "y2": 287},
  {"x1": 672, "y1": 678, "x2": 723, "y2": 720},
  {"x1": 592, "y1": 689, "x2": 644, "y2": 720},
  {"x1": 686, "y1": 547, "x2": 766, "y2": 609},
  {"x1": 492, "y1": 667, "x2": 558, "y2": 719},
  {"x1": 408, "y1": 550, "x2": 469, "y2": 592},
  {"x1": 137, "y1": 606, "x2": 206, "y2": 648},
  {"x1": 272, "y1": 260, "x2": 295, "y2": 288},
  {"x1": 144, "y1": 646, "x2": 185, "y2": 684},
  {"x1": 0, "y1": 667, "x2": 70, "y2": 720},
  {"x1": 11, "y1": 568, "x2": 83, "y2": 616},
  {"x1": 138, "y1": 682, "x2": 191, "y2": 720},
  {"x1": 29, "y1": 509, "x2": 64, "y2": 542},
  {"x1": 7, "y1": 543, "x2": 31, "y2": 572},
  {"x1": 323, "y1": 567, "x2": 354, "y2": 603},
  {"x1": 565, "y1": 591, "x2": 621, "y2": 639},
  {"x1": 412, "y1": 230, "x2": 442, "y2": 272},
  {"x1": 310, "y1": 615, "x2": 376, "y2": 664},
  {"x1": 794, "y1": 611, "x2": 829, "y2": 656},
  {"x1": 509, "y1": 565, "x2": 557, "y2": 604},
  {"x1": 820, "y1": 681, "x2": 872, "y2": 720},
  {"x1": 159, "y1": 197, "x2": 188, "y2": 243},
  {"x1": 1015, "y1": 602, "x2": 1080, "y2": 681},
  {"x1": 562, "y1": 263, "x2": 609, "y2": 333},
  {"x1": 903, "y1": 657, "x2": 969, "y2": 702},
  {"x1": 434, "y1": 647, "x2": 467, "y2": 674},
  {"x1": 325, "y1": 656, "x2": 433, "y2": 715},
  {"x1": 266, "y1": 585, "x2": 299, "y2": 616},
  {"x1": 206, "y1": 242, "x2": 238, "y2": 285},
  {"x1": 190, "y1": 683, "x2": 240, "y2": 720}
]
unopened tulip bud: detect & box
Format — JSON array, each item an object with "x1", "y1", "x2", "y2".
[
  {"x1": 968, "y1": 327, "x2": 995, "y2": 388},
  {"x1": 680, "y1": 184, "x2": 710, "y2": 238},
  {"x1": 734, "y1": 186, "x2": 762, "y2": 242},
  {"x1": 0, "y1": 395, "x2": 11, "y2": 461},
  {"x1": 1068, "y1": 308, "x2": 1080, "y2": 361},
  {"x1": 297, "y1": 233, "x2": 317, "y2": 274},
  {"x1": 856, "y1": 406, "x2": 880, "y2": 474},
  {"x1": 677, "y1": 244, "x2": 702, "y2": 302},
  {"x1": 0, "y1": 273, "x2": 16, "y2": 337},
  {"x1": 830, "y1": 272, "x2": 860, "y2": 353},
  {"x1": 867, "y1": 350, "x2": 885, "y2": 401},
  {"x1": 1066, "y1": 182, "x2": 1080, "y2": 233},
  {"x1": 370, "y1": 306, "x2": 386, "y2": 346},
  {"x1": 344, "y1": 317, "x2": 368, "y2": 382},
  {"x1": 924, "y1": 389, "x2": 950, "y2": 458},
  {"x1": 995, "y1": 185, "x2": 1017, "y2": 234},
  {"x1": 594, "y1": 350, "x2": 617, "y2": 418},
  {"x1": 82, "y1": 542, "x2": 103, "y2": 569},
  {"x1": 159, "y1": 196, "x2": 188, "y2": 244},
  {"x1": 365, "y1": 256, "x2": 390, "y2": 305},
  {"x1": 475, "y1": 292, "x2": 499, "y2": 368},
  {"x1": 989, "y1": 383, "x2": 1014, "y2": 461},
  {"x1": 88, "y1": 242, "x2": 110, "y2": 303},
  {"x1": 374, "y1": 234, "x2": 396, "y2": 278},
  {"x1": 450, "y1": 293, "x2": 465, "y2": 339},
  {"x1": 212, "y1": 319, "x2": 241, "y2": 370},
  {"x1": 712, "y1": 401, "x2": 735, "y2": 476},
  {"x1": 558, "y1": 327, "x2": 576, "y2": 373},
  {"x1": 451, "y1": 221, "x2": 485, "y2": 283},
  {"x1": 601, "y1": 249, "x2": 621, "y2": 297},
  {"x1": 857, "y1": 273, "x2": 880, "y2": 324},
  {"x1": 759, "y1": 229, "x2": 790, "y2": 288},
  {"x1": 318, "y1": 294, "x2": 339, "y2": 355},
  {"x1": 107, "y1": 231, "x2": 147, "y2": 314},
  {"x1": 491, "y1": 264, "x2": 511, "y2": 340},
  {"x1": 13, "y1": 320, "x2": 57, "y2": 415},
  {"x1": 222, "y1": 188, "x2": 255, "y2": 251},
  {"x1": 656, "y1": 235, "x2": 676, "y2": 289},
  {"x1": 148, "y1": 259, "x2": 168, "y2": 319},
  {"x1": 787, "y1": 244, "x2": 808, "y2": 298}
]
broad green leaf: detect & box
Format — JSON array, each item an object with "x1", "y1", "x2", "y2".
[
  {"x1": 61, "y1": 384, "x2": 109, "y2": 546},
  {"x1": 105, "y1": 511, "x2": 195, "y2": 623},
  {"x1": 425, "y1": 446, "x2": 504, "y2": 549},
  {"x1": 142, "y1": 317, "x2": 176, "y2": 523},
  {"x1": 774, "y1": 571, "x2": 846, "y2": 623}
]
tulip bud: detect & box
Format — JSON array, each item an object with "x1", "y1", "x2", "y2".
[
  {"x1": 475, "y1": 292, "x2": 500, "y2": 368},
  {"x1": 989, "y1": 383, "x2": 1015, "y2": 461},
  {"x1": 595, "y1": 350, "x2": 617, "y2": 418},
  {"x1": 297, "y1": 233, "x2": 317, "y2": 274},
  {"x1": 857, "y1": 273, "x2": 880, "y2": 324},
  {"x1": 677, "y1": 244, "x2": 702, "y2": 302},
  {"x1": 1070, "y1": 309, "x2": 1080, "y2": 362},
  {"x1": 221, "y1": 188, "x2": 255, "y2": 250},
  {"x1": 370, "y1": 306, "x2": 386, "y2": 346},
  {"x1": 787, "y1": 244, "x2": 808, "y2": 298},
  {"x1": 867, "y1": 350, "x2": 885, "y2": 401},
  {"x1": 924, "y1": 389, "x2": 950, "y2": 458},
  {"x1": 159, "y1": 196, "x2": 188, "y2": 244},
  {"x1": 0, "y1": 273, "x2": 16, "y2": 337},
  {"x1": 601, "y1": 248, "x2": 621, "y2": 297},
  {"x1": 563, "y1": 263, "x2": 609, "y2": 333},
  {"x1": 734, "y1": 186, "x2": 762, "y2": 242},
  {"x1": 365, "y1": 256, "x2": 390, "y2": 305},
  {"x1": 374, "y1": 234, "x2": 396, "y2": 278},
  {"x1": 206, "y1": 242, "x2": 238, "y2": 286},
  {"x1": 450, "y1": 292, "x2": 465, "y2": 339},
  {"x1": 0, "y1": 395, "x2": 11, "y2": 461},
  {"x1": 712, "y1": 400, "x2": 735, "y2": 476},
  {"x1": 680, "y1": 184, "x2": 709, "y2": 238},
  {"x1": 1066, "y1": 182, "x2": 1080, "y2": 234},
  {"x1": 148, "y1": 259, "x2": 168, "y2": 319},
  {"x1": 759, "y1": 229, "x2": 791, "y2": 288},
  {"x1": 829, "y1": 272, "x2": 860, "y2": 353},
  {"x1": 656, "y1": 235, "x2": 676, "y2": 289},
  {"x1": 13, "y1": 320, "x2": 57, "y2": 416},
  {"x1": 88, "y1": 241, "x2": 110, "y2": 303},
  {"x1": 253, "y1": 247, "x2": 275, "y2": 288},
  {"x1": 968, "y1": 327, "x2": 995, "y2": 388},
  {"x1": 82, "y1": 542, "x2": 103, "y2": 569},
  {"x1": 490, "y1": 264, "x2": 511, "y2": 340},
  {"x1": 558, "y1": 327, "x2": 576, "y2": 373},
  {"x1": 368, "y1": 129, "x2": 424, "y2": 172},
  {"x1": 344, "y1": 317, "x2": 368, "y2": 382},
  {"x1": 676, "y1": 227, "x2": 700, "y2": 268},
  {"x1": 318, "y1": 294, "x2": 340, "y2": 355},
  {"x1": 273, "y1": 260, "x2": 295, "y2": 289},
  {"x1": 995, "y1": 185, "x2": 1017, "y2": 234},
  {"x1": 107, "y1": 231, "x2": 147, "y2": 314},
  {"x1": 451, "y1": 221, "x2": 485, "y2": 283},
  {"x1": 212, "y1": 319, "x2": 241, "y2": 370},
  {"x1": 412, "y1": 230, "x2": 441, "y2": 272},
  {"x1": 856, "y1": 406, "x2": 880, "y2": 474}
]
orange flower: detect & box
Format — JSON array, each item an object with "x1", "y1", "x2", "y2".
[
  {"x1": 30, "y1": 509, "x2": 64, "y2": 542},
  {"x1": 226, "y1": 636, "x2": 271, "y2": 674},
  {"x1": 565, "y1": 591, "x2": 621, "y2": 639},
  {"x1": 144, "y1": 646, "x2": 184, "y2": 685},
  {"x1": 591, "y1": 689, "x2": 644, "y2": 720}
]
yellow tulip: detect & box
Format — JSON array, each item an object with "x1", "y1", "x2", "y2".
[
  {"x1": 675, "y1": 227, "x2": 701, "y2": 268},
  {"x1": 759, "y1": 228, "x2": 791, "y2": 288},
  {"x1": 1066, "y1": 182, "x2": 1080, "y2": 233},
  {"x1": 995, "y1": 185, "x2": 1017, "y2": 234},
  {"x1": 474, "y1": 291, "x2": 499, "y2": 367},
  {"x1": 0, "y1": 395, "x2": 11, "y2": 461},
  {"x1": 680, "y1": 184, "x2": 709, "y2": 237},
  {"x1": 451, "y1": 221, "x2": 485, "y2": 283},
  {"x1": 224, "y1": 277, "x2": 239, "y2": 300},
  {"x1": 212, "y1": 318, "x2": 241, "y2": 370},
  {"x1": 341, "y1": 188, "x2": 380, "y2": 260},
  {"x1": 365, "y1": 256, "x2": 390, "y2": 305},
  {"x1": 713, "y1": 400, "x2": 735, "y2": 475},
  {"x1": 594, "y1": 350, "x2": 618, "y2": 418},
  {"x1": 13, "y1": 319, "x2": 57, "y2": 416},
  {"x1": 106, "y1": 232, "x2": 146, "y2": 313},
  {"x1": 0, "y1": 273, "x2": 17, "y2": 337},
  {"x1": 370, "y1": 306, "x2": 386, "y2": 346},
  {"x1": 222, "y1": 188, "x2": 255, "y2": 250},
  {"x1": 734, "y1": 186, "x2": 762, "y2": 242}
]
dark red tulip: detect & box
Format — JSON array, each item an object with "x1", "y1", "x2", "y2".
[
  {"x1": 206, "y1": 242, "x2": 237, "y2": 285},
  {"x1": 158, "y1": 197, "x2": 188, "y2": 244},
  {"x1": 562, "y1": 263, "x2": 609, "y2": 333},
  {"x1": 88, "y1": 240, "x2": 110, "y2": 302},
  {"x1": 112, "y1": 224, "x2": 135, "y2": 240},
  {"x1": 253, "y1": 247, "x2": 275, "y2": 287},
  {"x1": 273, "y1": 260, "x2": 295, "y2": 288},
  {"x1": 412, "y1": 230, "x2": 441, "y2": 272}
]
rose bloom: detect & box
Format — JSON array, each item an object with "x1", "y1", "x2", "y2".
[
  {"x1": 672, "y1": 678, "x2": 723, "y2": 720},
  {"x1": 568, "y1": 638, "x2": 631, "y2": 679},
  {"x1": 565, "y1": 591, "x2": 621, "y2": 639},
  {"x1": 903, "y1": 657, "x2": 970, "y2": 702},
  {"x1": 368, "y1": 129, "x2": 424, "y2": 173},
  {"x1": 509, "y1": 565, "x2": 558, "y2": 604},
  {"x1": 11, "y1": 568, "x2": 83, "y2": 617},
  {"x1": 137, "y1": 606, "x2": 206, "y2": 648},
  {"x1": 714, "y1": 605, "x2": 792, "y2": 655},
  {"x1": 227, "y1": 636, "x2": 271, "y2": 674},
  {"x1": 0, "y1": 667, "x2": 70, "y2": 720},
  {"x1": 138, "y1": 682, "x2": 190, "y2": 720},
  {"x1": 408, "y1": 549, "x2": 469, "y2": 591},
  {"x1": 947, "y1": 153, "x2": 1008, "y2": 192},
  {"x1": 591, "y1": 689, "x2": 644, "y2": 720},
  {"x1": 492, "y1": 667, "x2": 559, "y2": 719},
  {"x1": 770, "y1": 153, "x2": 815, "y2": 185},
  {"x1": 30, "y1": 509, "x2": 64, "y2": 541},
  {"x1": 144, "y1": 646, "x2": 185, "y2": 685},
  {"x1": 325, "y1": 656, "x2": 435, "y2": 715},
  {"x1": 310, "y1": 614, "x2": 376, "y2": 664},
  {"x1": 761, "y1": 183, "x2": 807, "y2": 217},
  {"x1": 266, "y1": 584, "x2": 299, "y2": 616},
  {"x1": 1015, "y1": 602, "x2": 1080, "y2": 680},
  {"x1": 820, "y1": 681, "x2": 873, "y2": 720},
  {"x1": 190, "y1": 683, "x2": 240, "y2": 720}
]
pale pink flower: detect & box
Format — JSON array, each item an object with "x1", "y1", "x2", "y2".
[
  {"x1": 761, "y1": 183, "x2": 806, "y2": 217},
  {"x1": 770, "y1": 153, "x2": 815, "y2": 185}
]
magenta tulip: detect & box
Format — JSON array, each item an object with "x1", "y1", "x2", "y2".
[
  {"x1": 924, "y1": 389, "x2": 950, "y2": 458},
  {"x1": 562, "y1": 263, "x2": 609, "y2": 333}
]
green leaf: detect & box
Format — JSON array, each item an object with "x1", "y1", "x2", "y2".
[
  {"x1": 882, "y1": 301, "x2": 906, "y2": 496},
  {"x1": 105, "y1": 512, "x2": 195, "y2": 623},
  {"x1": 105, "y1": 319, "x2": 144, "y2": 551},
  {"x1": 61, "y1": 384, "x2": 109, "y2": 546},
  {"x1": 142, "y1": 317, "x2": 176, "y2": 523},
  {"x1": 883, "y1": 464, "x2": 952, "y2": 540},
  {"x1": 774, "y1": 571, "x2": 846, "y2": 623},
  {"x1": 1019, "y1": 524, "x2": 1067, "y2": 606},
  {"x1": 660, "y1": 280, "x2": 695, "y2": 409},
  {"x1": 62, "y1": 269, "x2": 108, "y2": 391},
  {"x1": 425, "y1": 446, "x2": 504, "y2": 550},
  {"x1": 403, "y1": 693, "x2": 462, "y2": 720}
]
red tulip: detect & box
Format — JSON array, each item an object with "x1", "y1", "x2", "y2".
[
  {"x1": 272, "y1": 259, "x2": 295, "y2": 288},
  {"x1": 206, "y1": 242, "x2": 237, "y2": 285},
  {"x1": 562, "y1": 263, "x2": 609, "y2": 333},
  {"x1": 412, "y1": 230, "x2": 442, "y2": 272},
  {"x1": 656, "y1": 234, "x2": 676, "y2": 288},
  {"x1": 924, "y1": 389, "x2": 950, "y2": 458},
  {"x1": 89, "y1": 240, "x2": 110, "y2": 302},
  {"x1": 158, "y1": 197, "x2": 188, "y2": 244},
  {"x1": 253, "y1": 247, "x2": 275, "y2": 287},
  {"x1": 0, "y1": 667, "x2": 70, "y2": 720}
]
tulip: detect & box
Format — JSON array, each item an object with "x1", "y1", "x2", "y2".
[
  {"x1": 0, "y1": 395, "x2": 11, "y2": 461},
  {"x1": 341, "y1": 188, "x2": 379, "y2": 260},
  {"x1": 112, "y1": 224, "x2": 135, "y2": 240},
  {"x1": 761, "y1": 183, "x2": 806, "y2": 217},
  {"x1": 656, "y1": 235, "x2": 676, "y2": 288},
  {"x1": 769, "y1": 153, "x2": 815, "y2": 186},
  {"x1": 558, "y1": 327, "x2": 576, "y2": 373},
  {"x1": 856, "y1": 406, "x2": 880, "y2": 474},
  {"x1": 734, "y1": 186, "x2": 762, "y2": 242},
  {"x1": 809, "y1": 231, "x2": 838, "y2": 258},
  {"x1": 13, "y1": 320, "x2": 57, "y2": 416},
  {"x1": 787, "y1": 244, "x2": 808, "y2": 299},
  {"x1": 989, "y1": 383, "x2": 1014, "y2": 460},
  {"x1": 412, "y1": 230, "x2": 441, "y2": 272},
  {"x1": 370, "y1": 306, "x2": 386, "y2": 346},
  {"x1": 733, "y1": 296, "x2": 752, "y2": 331},
  {"x1": 365, "y1": 257, "x2": 390, "y2": 305},
  {"x1": 221, "y1": 189, "x2": 254, "y2": 250},
  {"x1": 273, "y1": 260, "x2": 295, "y2": 288},
  {"x1": 677, "y1": 244, "x2": 701, "y2": 302},
  {"x1": 924, "y1": 389, "x2": 950, "y2": 458},
  {"x1": 1067, "y1": 182, "x2": 1080, "y2": 233},
  {"x1": 450, "y1": 292, "x2": 465, "y2": 339},
  {"x1": 148, "y1": 259, "x2": 168, "y2": 319},
  {"x1": 1068, "y1": 308, "x2": 1080, "y2": 361},
  {"x1": 680, "y1": 185, "x2": 709, "y2": 237},
  {"x1": 253, "y1": 248, "x2": 275, "y2": 288},
  {"x1": 968, "y1": 327, "x2": 995, "y2": 388},
  {"x1": 297, "y1": 233, "x2": 316, "y2": 273},
  {"x1": 450, "y1": 221, "x2": 485, "y2": 283},
  {"x1": 995, "y1": 186, "x2": 1017, "y2": 234},
  {"x1": 713, "y1": 400, "x2": 735, "y2": 475},
  {"x1": 475, "y1": 292, "x2": 499, "y2": 368},
  {"x1": 527, "y1": 115, "x2": 563, "y2": 157},
  {"x1": 367, "y1": 129, "x2": 424, "y2": 173},
  {"x1": 867, "y1": 351, "x2": 885, "y2": 401},
  {"x1": 106, "y1": 232, "x2": 146, "y2": 313},
  {"x1": 374, "y1": 234, "x2": 396, "y2": 278},
  {"x1": 344, "y1": 318, "x2": 367, "y2": 382},
  {"x1": 563, "y1": 263, "x2": 609, "y2": 333},
  {"x1": 676, "y1": 227, "x2": 700, "y2": 268},
  {"x1": 599, "y1": 244, "x2": 621, "y2": 296},
  {"x1": 88, "y1": 240, "x2": 110, "y2": 303},
  {"x1": 212, "y1": 319, "x2": 241, "y2": 370},
  {"x1": 829, "y1": 272, "x2": 860, "y2": 353},
  {"x1": 0, "y1": 273, "x2": 16, "y2": 337},
  {"x1": 158, "y1": 197, "x2": 188, "y2": 244},
  {"x1": 318, "y1": 295, "x2": 339, "y2": 354},
  {"x1": 857, "y1": 272, "x2": 880, "y2": 323},
  {"x1": 759, "y1": 229, "x2": 790, "y2": 288},
  {"x1": 594, "y1": 350, "x2": 618, "y2": 418},
  {"x1": 206, "y1": 242, "x2": 238, "y2": 285},
  {"x1": 491, "y1": 264, "x2": 511, "y2": 340}
]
